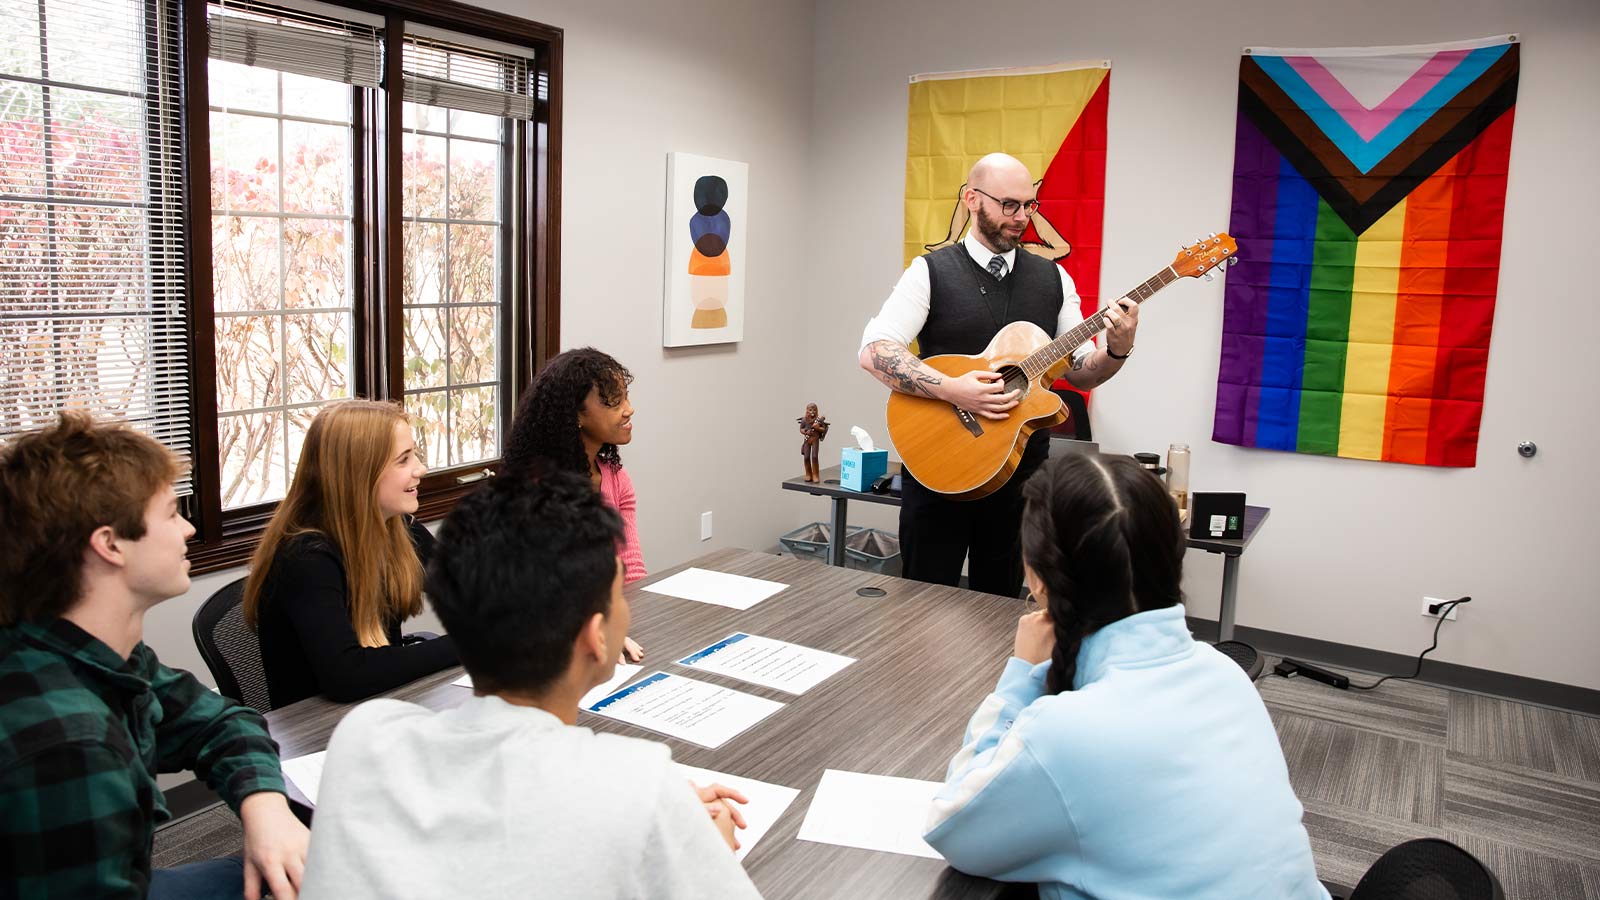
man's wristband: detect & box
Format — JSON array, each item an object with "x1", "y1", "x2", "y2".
[{"x1": 1107, "y1": 344, "x2": 1133, "y2": 360}]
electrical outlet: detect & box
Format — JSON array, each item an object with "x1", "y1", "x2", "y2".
[
  {"x1": 1421, "y1": 596, "x2": 1461, "y2": 621},
  {"x1": 700, "y1": 511, "x2": 713, "y2": 541}
]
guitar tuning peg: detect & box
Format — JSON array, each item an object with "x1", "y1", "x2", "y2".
[
  {"x1": 1227, "y1": 256, "x2": 1239, "y2": 267},
  {"x1": 1204, "y1": 273, "x2": 1214, "y2": 282}
]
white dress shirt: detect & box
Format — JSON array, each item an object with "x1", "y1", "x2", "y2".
[{"x1": 860, "y1": 231, "x2": 1093, "y2": 361}]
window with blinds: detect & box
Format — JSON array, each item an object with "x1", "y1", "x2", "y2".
[
  {"x1": 206, "y1": 0, "x2": 378, "y2": 508},
  {"x1": 0, "y1": 0, "x2": 193, "y2": 492},
  {"x1": 399, "y1": 31, "x2": 535, "y2": 471}
]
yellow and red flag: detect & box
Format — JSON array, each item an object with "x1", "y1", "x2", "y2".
[{"x1": 904, "y1": 61, "x2": 1111, "y2": 388}]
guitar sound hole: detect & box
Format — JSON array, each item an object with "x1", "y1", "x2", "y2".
[{"x1": 995, "y1": 364, "x2": 1029, "y2": 400}]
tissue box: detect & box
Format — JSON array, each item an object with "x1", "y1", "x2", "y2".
[{"x1": 840, "y1": 447, "x2": 888, "y2": 492}]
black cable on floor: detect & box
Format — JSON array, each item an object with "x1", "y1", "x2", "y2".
[{"x1": 1348, "y1": 597, "x2": 1471, "y2": 691}]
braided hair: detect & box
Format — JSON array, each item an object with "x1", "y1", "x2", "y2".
[
  {"x1": 1020, "y1": 453, "x2": 1185, "y2": 694},
  {"x1": 505, "y1": 348, "x2": 634, "y2": 477}
]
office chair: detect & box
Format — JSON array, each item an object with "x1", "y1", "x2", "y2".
[
  {"x1": 192, "y1": 577, "x2": 275, "y2": 713},
  {"x1": 1049, "y1": 387, "x2": 1092, "y2": 441},
  {"x1": 1214, "y1": 640, "x2": 1264, "y2": 680},
  {"x1": 1327, "y1": 838, "x2": 1505, "y2": 900}
]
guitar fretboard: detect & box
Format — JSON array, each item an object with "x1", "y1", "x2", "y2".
[{"x1": 1020, "y1": 266, "x2": 1180, "y2": 379}]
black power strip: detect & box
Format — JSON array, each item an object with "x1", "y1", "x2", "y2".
[
  {"x1": 1273, "y1": 658, "x2": 1350, "y2": 689},
  {"x1": 1270, "y1": 596, "x2": 1472, "y2": 693}
]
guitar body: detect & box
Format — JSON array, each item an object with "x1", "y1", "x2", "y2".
[{"x1": 887, "y1": 321, "x2": 1068, "y2": 500}]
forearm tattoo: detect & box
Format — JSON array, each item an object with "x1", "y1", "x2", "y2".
[
  {"x1": 1068, "y1": 349, "x2": 1114, "y2": 389},
  {"x1": 868, "y1": 342, "x2": 943, "y2": 397}
]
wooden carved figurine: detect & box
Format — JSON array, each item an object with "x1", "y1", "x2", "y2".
[{"x1": 798, "y1": 403, "x2": 829, "y2": 483}]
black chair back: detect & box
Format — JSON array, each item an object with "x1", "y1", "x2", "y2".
[
  {"x1": 1348, "y1": 838, "x2": 1504, "y2": 900},
  {"x1": 1049, "y1": 387, "x2": 1092, "y2": 441},
  {"x1": 191, "y1": 577, "x2": 274, "y2": 713},
  {"x1": 1214, "y1": 640, "x2": 1264, "y2": 680}
]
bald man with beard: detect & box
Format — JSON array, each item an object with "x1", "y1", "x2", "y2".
[{"x1": 858, "y1": 153, "x2": 1140, "y2": 598}]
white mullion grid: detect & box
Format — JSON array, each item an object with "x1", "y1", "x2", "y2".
[
  {"x1": 403, "y1": 214, "x2": 496, "y2": 227},
  {"x1": 403, "y1": 380, "x2": 497, "y2": 397},
  {"x1": 0, "y1": 194, "x2": 149, "y2": 212},
  {"x1": 213, "y1": 306, "x2": 352, "y2": 319},
  {"x1": 211, "y1": 209, "x2": 350, "y2": 221},
  {"x1": 207, "y1": 104, "x2": 349, "y2": 129},
  {"x1": 218, "y1": 396, "x2": 331, "y2": 420},
  {"x1": 442, "y1": 109, "x2": 454, "y2": 465},
  {"x1": 275, "y1": 69, "x2": 292, "y2": 490}
]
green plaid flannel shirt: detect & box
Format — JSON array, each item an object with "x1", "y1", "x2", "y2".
[{"x1": 0, "y1": 618, "x2": 286, "y2": 899}]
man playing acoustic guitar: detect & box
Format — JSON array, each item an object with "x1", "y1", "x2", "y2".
[{"x1": 858, "y1": 153, "x2": 1138, "y2": 597}]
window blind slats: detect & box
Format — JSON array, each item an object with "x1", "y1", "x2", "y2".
[
  {"x1": 402, "y1": 35, "x2": 535, "y2": 120},
  {"x1": 207, "y1": 2, "x2": 381, "y2": 89},
  {"x1": 0, "y1": 0, "x2": 194, "y2": 495}
]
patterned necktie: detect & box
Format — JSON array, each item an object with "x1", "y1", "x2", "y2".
[{"x1": 987, "y1": 254, "x2": 1006, "y2": 279}]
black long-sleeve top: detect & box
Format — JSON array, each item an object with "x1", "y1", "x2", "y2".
[{"x1": 255, "y1": 520, "x2": 457, "y2": 708}]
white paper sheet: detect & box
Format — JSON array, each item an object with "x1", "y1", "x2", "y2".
[
  {"x1": 676, "y1": 633, "x2": 854, "y2": 695},
  {"x1": 675, "y1": 764, "x2": 801, "y2": 862},
  {"x1": 641, "y1": 568, "x2": 788, "y2": 610},
  {"x1": 281, "y1": 751, "x2": 328, "y2": 807},
  {"x1": 454, "y1": 664, "x2": 644, "y2": 710},
  {"x1": 584, "y1": 672, "x2": 784, "y2": 749},
  {"x1": 796, "y1": 769, "x2": 944, "y2": 860}
]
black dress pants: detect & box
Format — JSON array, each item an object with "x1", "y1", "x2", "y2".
[{"x1": 897, "y1": 431, "x2": 1049, "y2": 598}]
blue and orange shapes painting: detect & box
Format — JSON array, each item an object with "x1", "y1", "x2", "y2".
[{"x1": 687, "y1": 174, "x2": 730, "y2": 329}]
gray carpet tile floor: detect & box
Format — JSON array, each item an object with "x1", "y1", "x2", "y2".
[{"x1": 154, "y1": 657, "x2": 1600, "y2": 899}]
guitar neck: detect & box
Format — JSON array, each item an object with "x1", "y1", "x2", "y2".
[{"x1": 1021, "y1": 265, "x2": 1180, "y2": 378}]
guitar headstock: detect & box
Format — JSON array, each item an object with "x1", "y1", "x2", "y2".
[{"x1": 1171, "y1": 233, "x2": 1238, "y2": 279}]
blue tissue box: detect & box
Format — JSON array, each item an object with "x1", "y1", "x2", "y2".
[{"x1": 840, "y1": 447, "x2": 888, "y2": 492}]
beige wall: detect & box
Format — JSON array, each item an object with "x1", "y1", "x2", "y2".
[
  {"x1": 804, "y1": 0, "x2": 1600, "y2": 690},
  {"x1": 148, "y1": 0, "x2": 1599, "y2": 773}
]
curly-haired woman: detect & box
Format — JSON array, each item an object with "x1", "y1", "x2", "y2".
[{"x1": 506, "y1": 347, "x2": 646, "y2": 662}]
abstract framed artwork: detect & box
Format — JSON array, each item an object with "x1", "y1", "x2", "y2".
[{"x1": 663, "y1": 152, "x2": 748, "y2": 346}]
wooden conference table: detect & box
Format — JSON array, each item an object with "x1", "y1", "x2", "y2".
[
  {"x1": 265, "y1": 547, "x2": 1036, "y2": 899},
  {"x1": 781, "y1": 464, "x2": 1271, "y2": 642}
]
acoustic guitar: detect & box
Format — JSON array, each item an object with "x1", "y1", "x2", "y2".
[{"x1": 886, "y1": 233, "x2": 1237, "y2": 500}]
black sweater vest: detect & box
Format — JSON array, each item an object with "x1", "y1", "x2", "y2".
[{"x1": 918, "y1": 243, "x2": 1062, "y2": 359}]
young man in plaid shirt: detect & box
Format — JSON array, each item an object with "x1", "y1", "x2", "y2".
[{"x1": 0, "y1": 414, "x2": 309, "y2": 900}]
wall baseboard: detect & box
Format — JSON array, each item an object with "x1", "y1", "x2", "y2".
[{"x1": 1189, "y1": 617, "x2": 1600, "y2": 717}]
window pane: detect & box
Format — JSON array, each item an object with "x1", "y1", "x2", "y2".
[
  {"x1": 448, "y1": 109, "x2": 498, "y2": 140},
  {"x1": 448, "y1": 139, "x2": 497, "y2": 222},
  {"x1": 282, "y1": 120, "x2": 348, "y2": 214},
  {"x1": 448, "y1": 223, "x2": 496, "y2": 304},
  {"x1": 212, "y1": 215, "x2": 280, "y2": 312},
  {"x1": 405, "y1": 391, "x2": 448, "y2": 472},
  {"x1": 209, "y1": 58, "x2": 277, "y2": 115},
  {"x1": 49, "y1": 89, "x2": 142, "y2": 203},
  {"x1": 404, "y1": 306, "x2": 447, "y2": 390},
  {"x1": 449, "y1": 305, "x2": 495, "y2": 385},
  {"x1": 218, "y1": 411, "x2": 286, "y2": 508},
  {"x1": 402, "y1": 101, "x2": 444, "y2": 133},
  {"x1": 403, "y1": 132, "x2": 446, "y2": 218},
  {"x1": 282, "y1": 219, "x2": 347, "y2": 308},
  {"x1": 0, "y1": 0, "x2": 42, "y2": 79},
  {"x1": 284, "y1": 312, "x2": 349, "y2": 405},
  {"x1": 211, "y1": 112, "x2": 280, "y2": 212},
  {"x1": 0, "y1": 84, "x2": 45, "y2": 197},
  {"x1": 403, "y1": 221, "x2": 445, "y2": 305},
  {"x1": 214, "y1": 314, "x2": 282, "y2": 411},
  {"x1": 449, "y1": 386, "x2": 496, "y2": 466},
  {"x1": 282, "y1": 72, "x2": 349, "y2": 124},
  {"x1": 44, "y1": 0, "x2": 141, "y2": 93}
]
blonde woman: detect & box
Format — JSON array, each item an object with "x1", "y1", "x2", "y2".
[{"x1": 245, "y1": 400, "x2": 457, "y2": 708}]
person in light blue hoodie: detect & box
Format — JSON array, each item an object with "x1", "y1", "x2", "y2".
[{"x1": 924, "y1": 453, "x2": 1329, "y2": 900}]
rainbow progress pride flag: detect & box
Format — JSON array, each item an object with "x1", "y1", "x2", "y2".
[{"x1": 1214, "y1": 37, "x2": 1519, "y2": 466}]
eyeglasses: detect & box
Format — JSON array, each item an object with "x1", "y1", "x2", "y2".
[{"x1": 972, "y1": 187, "x2": 1040, "y2": 217}]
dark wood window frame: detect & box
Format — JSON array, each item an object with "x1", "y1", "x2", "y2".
[{"x1": 182, "y1": 0, "x2": 561, "y2": 573}]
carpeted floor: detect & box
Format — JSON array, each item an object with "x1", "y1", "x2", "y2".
[{"x1": 155, "y1": 658, "x2": 1600, "y2": 898}]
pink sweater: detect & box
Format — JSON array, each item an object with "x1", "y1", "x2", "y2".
[{"x1": 598, "y1": 462, "x2": 647, "y2": 584}]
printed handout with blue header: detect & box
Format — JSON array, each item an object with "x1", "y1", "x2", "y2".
[
  {"x1": 676, "y1": 633, "x2": 855, "y2": 695},
  {"x1": 584, "y1": 672, "x2": 784, "y2": 749}
]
